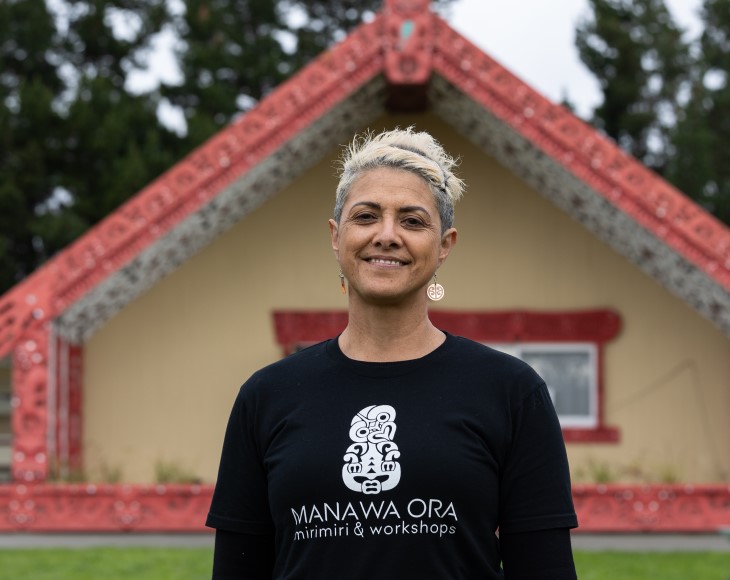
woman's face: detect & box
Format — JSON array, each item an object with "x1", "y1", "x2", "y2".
[{"x1": 329, "y1": 167, "x2": 457, "y2": 307}]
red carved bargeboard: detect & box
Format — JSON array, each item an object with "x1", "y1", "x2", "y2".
[{"x1": 0, "y1": 483, "x2": 728, "y2": 533}]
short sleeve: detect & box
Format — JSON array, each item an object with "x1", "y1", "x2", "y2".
[
  {"x1": 206, "y1": 384, "x2": 274, "y2": 535},
  {"x1": 498, "y1": 382, "x2": 578, "y2": 534}
]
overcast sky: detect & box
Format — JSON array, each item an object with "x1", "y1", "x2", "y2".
[{"x1": 445, "y1": 0, "x2": 703, "y2": 118}]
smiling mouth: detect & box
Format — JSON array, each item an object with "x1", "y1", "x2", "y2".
[{"x1": 366, "y1": 258, "x2": 408, "y2": 266}]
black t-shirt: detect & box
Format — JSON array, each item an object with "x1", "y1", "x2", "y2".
[{"x1": 207, "y1": 333, "x2": 577, "y2": 579}]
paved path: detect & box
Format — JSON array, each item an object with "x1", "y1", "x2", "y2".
[
  {"x1": 571, "y1": 533, "x2": 730, "y2": 552},
  {"x1": 0, "y1": 532, "x2": 728, "y2": 551},
  {"x1": 0, "y1": 533, "x2": 214, "y2": 549}
]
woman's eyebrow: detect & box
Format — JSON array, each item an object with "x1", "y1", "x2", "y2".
[
  {"x1": 348, "y1": 201, "x2": 432, "y2": 217},
  {"x1": 399, "y1": 205, "x2": 431, "y2": 216},
  {"x1": 350, "y1": 201, "x2": 381, "y2": 211}
]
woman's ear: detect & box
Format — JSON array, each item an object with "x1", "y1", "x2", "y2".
[
  {"x1": 329, "y1": 219, "x2": 339, "y2": 255},
  {"x1": 438, "y1": 228, "x2": 457, "y2": 265}
]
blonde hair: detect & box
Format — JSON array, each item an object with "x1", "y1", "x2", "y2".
[{"x1": 334, "y1": 127, "x2": 465, "y2": 232}]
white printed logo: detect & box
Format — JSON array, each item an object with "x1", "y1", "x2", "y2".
[{"x1": 342, "y1": 405, "x2": 401, "y2": 495}]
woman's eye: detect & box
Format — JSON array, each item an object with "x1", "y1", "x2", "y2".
[
  {"x1": 403, "y1": 217, "x2": 425, "y2": 227},
  {"x1": 353, "y1": 212, "x2": 376, "y2": 222}
]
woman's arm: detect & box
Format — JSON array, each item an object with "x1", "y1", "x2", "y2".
[
  {"x1": 500, "y1": 527, "x2": 577, "y2": 579},
  {"x1": 212, "y1": 529, "x2": 275, "y2": 580}
]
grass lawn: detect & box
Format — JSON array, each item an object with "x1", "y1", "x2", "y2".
[
  {"x1": 574, "y1": 551, "x2": 730, "y2": 579},
  {"x1": 0, "y1": 547, "x2": 213, "y2": 580},
  {"x1": 0, "y1": 548, "x2": 729, "y2": 579}
]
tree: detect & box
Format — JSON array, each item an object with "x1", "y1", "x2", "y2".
[
  {"x1": 0, "y1": 0, "x2": 65, "y2": 287},
  {"x1": 575, "y1": 0, "x2": 691, "y2": 173},
  {"x1": 667, "y1": 0, "x2": 730, "y2": 223},
  {"x1": 0, "y1": 0, "x2": 175, "y2": 292},
  {"x1": 576, "y1": 0, "x2": 730, "y2": 226}
]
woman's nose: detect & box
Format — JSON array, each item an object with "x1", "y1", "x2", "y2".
[{"x1": 373, "y1": 217, "x2": 400, "y2": 247}]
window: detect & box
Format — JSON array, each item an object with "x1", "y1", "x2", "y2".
[
  {"x1": 490, "y1": 343, "x2": 597, "y2": 428},
  {"x1": 0, "y1": 357, "x2": 11, "y2": 482},
  {"x1": 273, "y1": 309, "x2": 621, "y2": 442}
]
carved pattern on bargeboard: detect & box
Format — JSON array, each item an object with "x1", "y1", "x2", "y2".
[
  {"x1": 55, "y1": 79, "x2": 388, "y2": 343},
  {"x1": 0, "y1": 15, "x2": 387, "y2": 356},
  {"x1": 429, "y1": 74, "x2": 730, "y2": 337},
  {"x1": 429, "y1": 17, "x2": 730, "y2": 288}
]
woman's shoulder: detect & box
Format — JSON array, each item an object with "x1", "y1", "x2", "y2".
[
  {"x1": 447, "y1": 333, "x2": 523, "y2": 363},
  {"x1": 446, "y1": 334, "x2": 542, "y2": 385},
  {"x1": 241, "y1": 339, "x2": 333, "y2": 390}
]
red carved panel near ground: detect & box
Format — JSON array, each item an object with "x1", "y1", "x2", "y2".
[
  {"x1": 0, "y1": 483, "x2": 727, "y2": 533},
  {"x1": 573, "y1": 484, "x2": 730, "y2": 532},
  {"x1": 0, "y1": 484, "x2": 214, "y2": 532}
]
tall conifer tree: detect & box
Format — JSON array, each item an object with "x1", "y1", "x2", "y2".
[
  {"x1": 575, "y1": 0, "x2": 691, "y2": 173},
  {"x1": 576, "y1": 0, "x2": 730, "y2": 225}
]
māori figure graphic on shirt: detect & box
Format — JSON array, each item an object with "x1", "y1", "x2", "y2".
[{"x1": 342, "y1": 404, "x2": 401, "y2": 494}]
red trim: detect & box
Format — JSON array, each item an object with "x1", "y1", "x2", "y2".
[
  {"x1": 273, "y1": 309, "x2": 621, "y2": 344},
  {"x1": 0, "y1": 483, "x2": 726, "y2": 533},
  {"x1": 563, "y1": 427, "x2": 619, "y2": 443},
  {"x1": 273, "y1": 309, "x2": 621, "y2": 443},
  {"x1": 274, "y1": 311, "x2": 347, "y2": 354}
]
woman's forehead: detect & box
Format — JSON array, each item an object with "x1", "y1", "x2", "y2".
[{"x1": 345, "y1": 167, "x2": 436, "y2": 207}]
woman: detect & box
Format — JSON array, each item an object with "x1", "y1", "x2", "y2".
[{"x1": 207, "y1": 128, "x2": 578, "y2": 579}]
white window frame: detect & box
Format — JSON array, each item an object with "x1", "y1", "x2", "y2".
[{"x1": 488, "y1": 342, "x2": 598, "y2": 429}]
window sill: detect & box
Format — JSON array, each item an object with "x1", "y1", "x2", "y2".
[{"x1": 563, "y1": 426, "x2": 620, "y2": 443}]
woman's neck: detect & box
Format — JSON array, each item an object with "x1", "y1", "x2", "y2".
[{"x1": 338, "y1": 299, "x2": 445, "y2": 362}]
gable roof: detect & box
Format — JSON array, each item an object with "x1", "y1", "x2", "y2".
[{"x1": 2, "y1": 0, "x2": 730, "y2": 357}]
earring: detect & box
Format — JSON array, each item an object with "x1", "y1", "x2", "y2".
[
  {"x1": 339, "y1": 270, "x2": 347, "y2": 295},
  {"x1": 427, "y1": 274, "x2": 445, "y2": 301}
]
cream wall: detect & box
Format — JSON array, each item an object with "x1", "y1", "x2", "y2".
[{"x1": 84, "y1": 113, "x2": 730, "y2": 483}]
